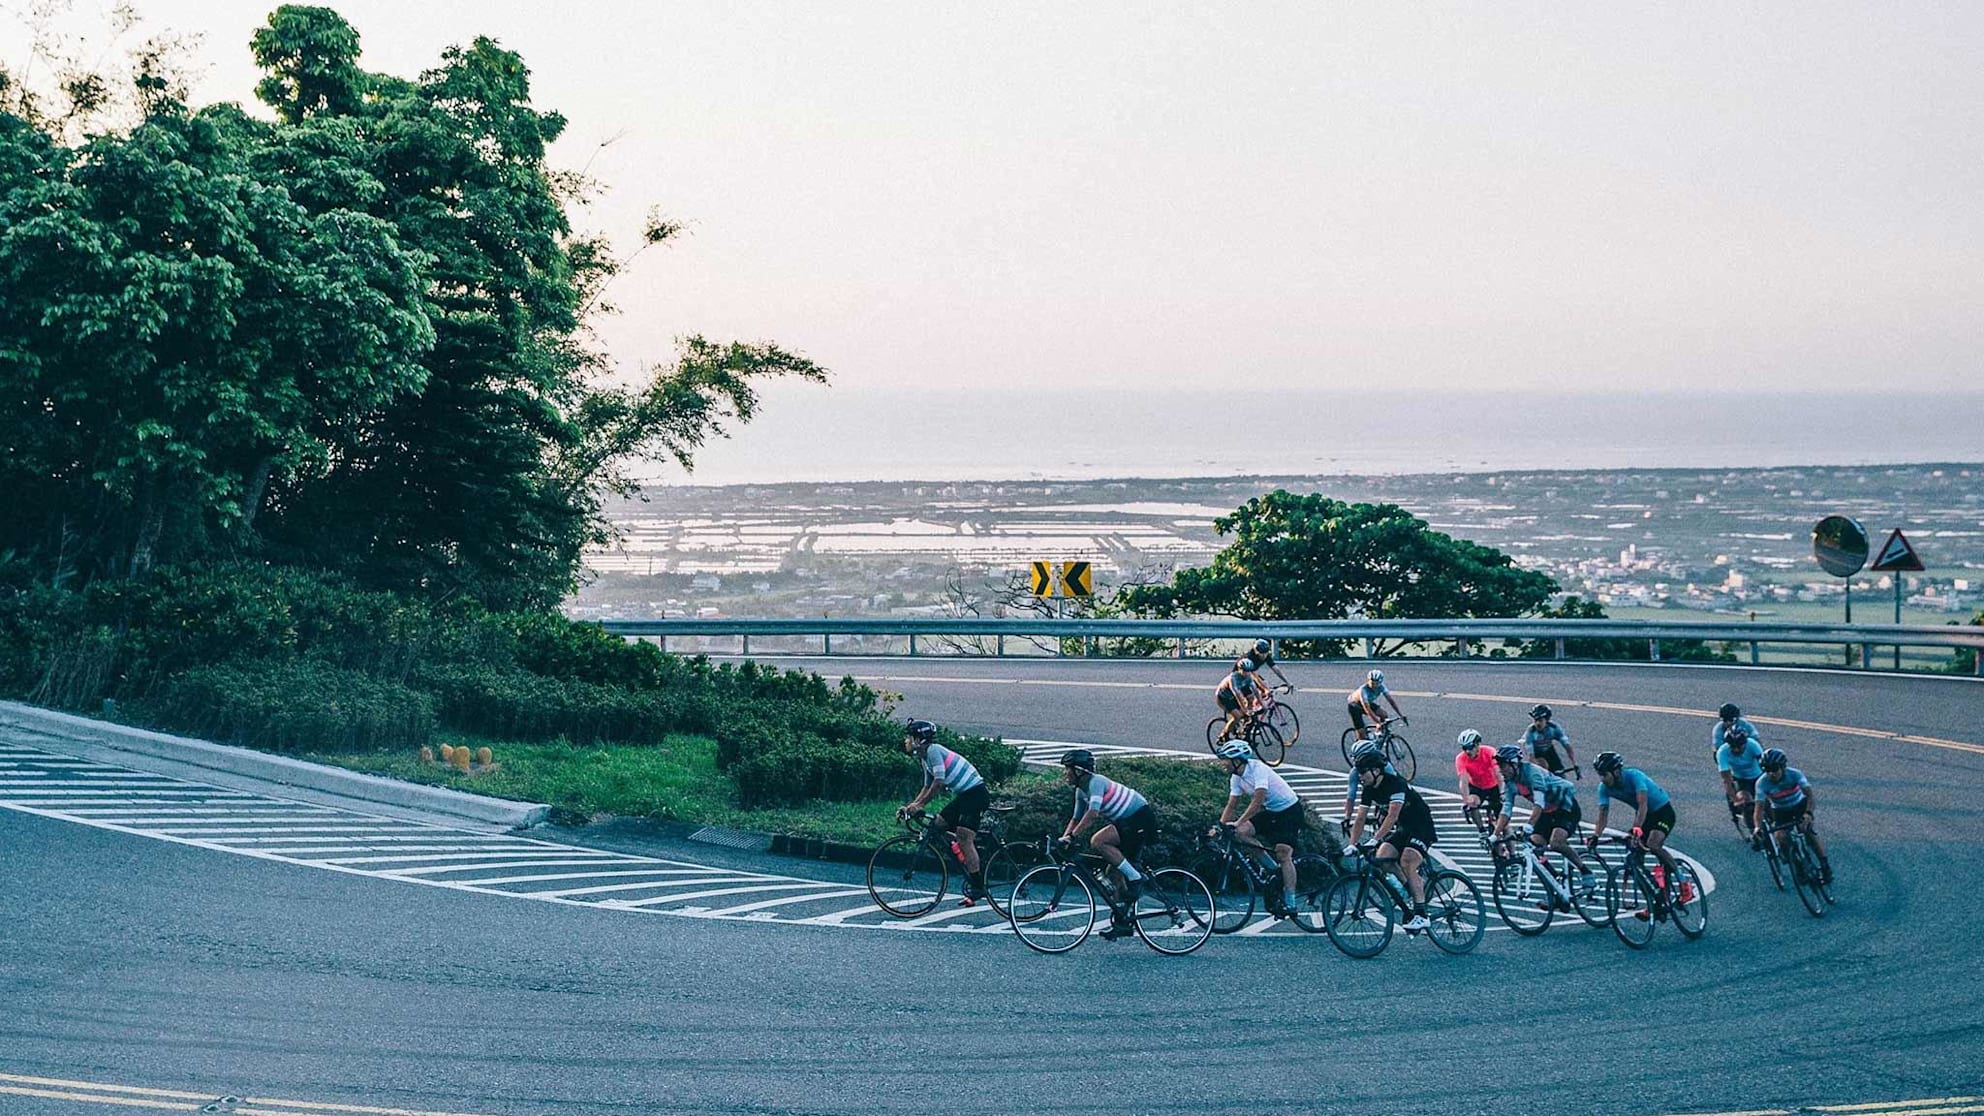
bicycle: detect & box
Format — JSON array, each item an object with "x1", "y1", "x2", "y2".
[
  {"x1": 1489, "y1": 824, "x2": 1614, "y2": 935},
  {"x1": 1729, "y1": 794, "x2": 1786, "y2": 890},
  {"x1": 1205, "y1": 702, "x2": 1290, "y2": 767},
  {"x1": 1188, "y1": 823, "x2": 1334, "y2": 934},
  {"x1": 1595, "y1": 834, "x2": 1707, "y2": 949},
  {"x1": 1763, "y1": 818, "x2": 1835, "y2": 918},
  {"x1": 1008, "y1": 838, "x2": 1216, "y2": 955},
  {"x1": 1338, "y1": 717, "x2": 1415, "y2": 782},
  {"x1": 1319, "y1": 844, "x2": 1484, "y2": 958},
  {"x1": 865, "y1": 807, "x2": 1031, "y2": 920}
]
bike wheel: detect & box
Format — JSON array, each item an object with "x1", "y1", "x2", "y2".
[
  {"x1": 1266, "y1": 702, "x2": 1300, "y2": 747},
  {"x1": 1340, "y1": 727, "x2": 1360, "y2": 765},
  {"x1": 981, "y1": 844, "x2": 1031, "y2": 921},
  {"x1": 1425, "y1": 871, "x2": 1485, "y2": 955},
  {"x1": 1492, "y1": 859, "x2": 1553, "y2": 937},
  {"x1": 1565, "y1": 852, "x2": 1615, "y2": 930},
  {"x1": 1608, "y1": 863, "x2": 1657, "y2": 949},
  {"x1": 866, "y1": 835, "x2": 946, "y2": 918},
  {"x1": 1250, "y1": 721, "x2": 1287, "y2": 767},
  {"x1": 1386, "y1": 734, "x2": 1416, "y2": 782},
  {"x1": 1190, "y1": 854, "x2": 1257, "y2": 934},
  {"x1": 1673, "y1": 860, "x2": 1710, "y2": 937},
  {"x1": 1322, "y1": 873, "x2": 1396, "y2": 959},
  {"x1": 1206, "y1": 717, "x2": 1228, "y2": 754},
  {"x1": 1287, "y1": 854, "x2": 1334, "y2": 934},
  {"x1": 1134, "y1": 868, "x2": 1215, "y2": 955},
  {"x1": 1763, "y1": 836, "x2": 1786, "y2": 891},
  {"x1": 1791, "y1": 842, "x2": 1827, "y2": 919},
  {"x1": 1009, "y1": 865, "x2": 1095, "y2": 953}
]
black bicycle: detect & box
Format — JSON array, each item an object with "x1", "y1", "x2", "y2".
[
  {"x1": 1319, "y1": 844, "x2": 1484, "y2": 958},
  {"x1": 1596, "y1": 834, "x2": 1707, "y2": 948},
  {"x1": 1205, "y1": 686, "x2": 1297, "y2": 767},
  {"x1": 1008, "y1": 839, "x2": 1215, "y2": 955},
  {"x1": 1338, "y1": 718, "x2": 1415, "y2": 781},
  {"x1": 1189, "y1": 824, "x2": 1333, "y2": 934},
  {"x1": 865, "y1": 808, "x2": 1030, "y2": 920},
  {"x1": 1763, "y1": 818, "x2": 1835, "y2": 918}
]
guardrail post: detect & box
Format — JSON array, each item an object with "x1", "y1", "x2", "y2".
[
  {"x1": 1455, "y1": 636, "x2": 1467, "y2": 659},
  {"x1": 1554, "y1": 637, "x2": 1566, "y2": 660},
  {"x1": 1363, "y1": 637, "x2": 1374, "y2": 659},
  {"x1": 1860, "y1": 643, "x2": 1872, "y2": 670},
  {"x1": 1648, "y1": 639, "x2": 1660, "y2": 662},
  {"x1": 1175, "y1": 636, "x2": 1185, "y2": 659},
  {"x1": 1750, "y1": 640, "x2": 1759, "y2": 665},
  {"x1": 822, "y1": 633, "x2": 831, "y2": 655},
  {"x1": 908, "y1": 633, "x2": 918, "y2": 656},
  {"x1": 997, "y1": 634, "x2": 1005, "y2": 657},
  {"x1": 741, "y1": 634, "x2": 750, "y2": 656},
  {"x1": 657, "y1": 635, "x2": 667, "y2": 654}
]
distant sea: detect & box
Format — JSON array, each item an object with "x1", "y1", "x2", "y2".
[{"x1": 656, "y1": 389, "x2": 1984, "y2": 486}]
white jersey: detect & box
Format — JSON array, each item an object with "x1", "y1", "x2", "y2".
[
  {"x1": 1230, "y1": 759, "x2": 1300, "y2": 812},
  {"x1": 920, "y1": 743, "x2": 984, "y2": 794}
]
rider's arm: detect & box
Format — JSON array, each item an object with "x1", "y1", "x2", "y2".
[
  {"x1": 1557, "y1": 730, "x2": 1577, "y2": 769},
  {"x1": 1064, "y1": 806, "x2": 1096, "y2": 841},
  {"x1": 1384, "y1": 693, "x2": 1404, "y2": 719},
  {"x1": 1719, "y1": 770, "x2": 1736, "y2": 799},
  {"x1": 1270, "y1": 663, "x2": 1290, "y2": 687},
  {"x1": 1237, "y1": 787, "x2": 1267, "y2": 825},
  {"x1": 1801, "y1": 782, "x2": 1817, "y2": 816},
  {"x1": 1371, "y1": 800, "x2": 1402, "y2": 846},
  {"x1": 1217, "y1": 794, "x2": 1243, "y2": 826},
  {"x1": 1347, "y1": 803, "x2": 1369, "y2": 846},
  {"x1": 1588, "y1": 804, "x2": 1609, "y2": 841},
  {"x1": 904, "y1": 772, "x2": 937, "y2": 811}
]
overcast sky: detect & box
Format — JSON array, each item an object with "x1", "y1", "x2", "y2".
[{"x1": 36, "y1": 2, "x2": 1984, "y2": 396}]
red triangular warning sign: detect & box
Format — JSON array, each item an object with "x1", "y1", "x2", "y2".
[{"x1": 1870, "y1": 528, "x2": 1924, "y2": 572}]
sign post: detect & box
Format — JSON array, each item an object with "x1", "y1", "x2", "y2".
[
  {"x1": 1812, "y1": 516, "x2": 1869, "y2": 666},
  {"x1": 1870, "y1": 528, "x2": 1925, "y2": 669}
]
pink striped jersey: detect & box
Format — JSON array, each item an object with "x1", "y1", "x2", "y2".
[
  {"x1": 920, "y1": 743, "x2": 984, "y2": 793},
  {"x1": 1073, "y1": 773, "x2": 1148, "y2": 822}
]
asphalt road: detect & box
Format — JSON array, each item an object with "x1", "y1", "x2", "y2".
[{"x1": 4, "y1": 658, "x2": 1981, "y2": 1116}]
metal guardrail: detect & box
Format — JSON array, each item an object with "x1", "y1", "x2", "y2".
[{"x1": 596, "y1": 617, "x2": 1984, "y2": 673}]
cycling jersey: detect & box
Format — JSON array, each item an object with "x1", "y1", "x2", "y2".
[
  {"x1": 1349, "y1": 681, "x2": 1389, "y2": 708},
  {"x1": 1716, "y1": 738, "x2": 1765, "y2": 783},
  {"x1": 1597, "y1": 767, "x2": 1671, "y2": 813},
  {"x1": 1231, "y1": 758, "x2": 1299, "y2": 812},
  {"x1": 1345, "y1": 761, "x2": 1399, "y2": 809},
  {"x1": 1713, "y1": 717, "x2": 1762, "y2": 753},
  {"x1": 1503, "y1": 761, "x2": 1578, "y2": 817},
  {"x1": 1455, "y1": 748, "x2": 1500, "y2": 790},
  {"x1": 1219, "y1": 672, "x2": 1258, "y2": 697},
  {"x1": 1243, "y1": 648, "x2": 1276, "y2": 671},
  {"x1": 1524, "y1": 723, "x2": 1570, "y2": 762},
  {"x1": 1755, "y1": 767, "x2": 1810, "y2": 813},
  {"x1": 1074, "y1": 773, "x2": 1149, "y2": 823},
  {"x1": 1360, "y1": 772, "x2": 1435, "y2": 839},
  {"x1": 920, "y1": 743, "x2": 984, "y2": 794}
]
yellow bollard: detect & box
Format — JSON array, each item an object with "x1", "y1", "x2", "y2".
[
  {"x1": 450, "y1": 747, "x2": 470, "y2": 773},
  {"x1": 438, "y1": 744, "x2": 456, "y2": 764},
  {"x1": 475, "y1": 747, "x2": 493, "y2": 767}
]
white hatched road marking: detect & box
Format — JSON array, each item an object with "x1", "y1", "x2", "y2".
[{"x1": 0, "y1": 735, "x2": 1711, "y2": 940}]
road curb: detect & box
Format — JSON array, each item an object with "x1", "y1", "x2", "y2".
[{"x1": 0, "y1": 701, "x2": 551, "y2": 830}]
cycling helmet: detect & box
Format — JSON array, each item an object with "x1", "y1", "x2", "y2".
[
  {"x1": 1367, "y1": 669, "x2": 1384, "y2": 684},
  {"x1": 1349, "y1": 739, "x2": 1383, "y2": 765},
  {"x1": 1253, "y1": 638, "x2": 1272, "y2": 654},
  {"x1": 1457, "y1": 729, "x2": 1484, "y2": 751},
  {"x1": 1718, "y1": 703, "x2": 1741, "y2": 721},
  {"x1": 1529, "y1": 704, "x2": 1552, "y2": 720},
  {"x1": 1724, "y1": 724, "x2": 1750, "y2": 743},
  {"x1": 1761, "y1": 747, "x2": 1788, "y2": 770},
  {"x1": 1059, "y1": 748, "x2": 1095, "y2": 771},
  {"x1": 1216, "y1": 741, "x2": 1255, "y2": 763},
  {"x1": 1494, "y1": 744, "x2": 1524, "y2": 767},
  {"x1": 1593, "y1": 751, "x2": 1624, "y2": 775},
  {"x1": 1354, "y1": 748, "x2": 1389, "y2": 772},
  {"x1": 904, "y1": 719, "x2": 938, "y2": 745},
  {"x1": 1236, "y1": 659, "x2": 1257, "y2": 672}
]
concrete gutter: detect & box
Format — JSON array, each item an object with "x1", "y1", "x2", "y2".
[{"x1": 0, "y1": 700, "x2": 550, "y2": 830}]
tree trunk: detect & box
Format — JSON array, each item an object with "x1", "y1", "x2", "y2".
[
  {"x1": 239, "y1": 455, "x2": 275, "y2": 535},
  {"x1": 127, "y1": 479, "x2": 165, "y2": 578}
]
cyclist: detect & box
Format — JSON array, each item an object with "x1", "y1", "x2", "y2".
[
  {"x1": 1713, "y1": 703, "x2": 1762, "y2": 759},
  {"x1": 1521, "y1": 704, "x2": 1580, "y2": 778},
  {"x1": 1453, "y1": 730, "x2": 1503, "y2": 831},
  {"x1": 1348, "y1": 746, "x2": 1439, "y2": 932},
  {"x1": 1752, "y1": 748, "x2": 1831, "y2": 885},
  {"x1": 1214, "y1": 740, "x2": 1303, "y2": 914},
  {"x1": 898, "y1": 719, "x2": 990, "y2": 902},
  {"x1": 1715, "y1": 722, "x2": 1766, "y2": 834},
  {"x1": 1347, "y1": 668, "x2": 1405, "y2": 742},
  {"x1": 1494, "y1": 744, "x2": 1596, "y2": 899},
  {"x1": 1058, "y1": 749, "x2": 1159, "y2": 938},
  {"x1": 1588, "y1": 751, "x2": 1688, "y2": 916},
  {"x1": 1340, "y1": 738, "x2": 1397, "y2": 833},
  {"x1": 1241, "y1": 637, "x2": 1292, "y2": 688},
  {"x1": 1214, "y1": 659, "x2": 1267, "y2": 742}
]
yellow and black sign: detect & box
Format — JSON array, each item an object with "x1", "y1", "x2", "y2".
[
  {"x1": 1060, "y1": 561, "x2": 1092, "y2": 598},
  {"x1": 1030, "y1": 560, "x2": 1093, "y2": 598}
]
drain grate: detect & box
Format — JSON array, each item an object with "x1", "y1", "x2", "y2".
[{"x1": 688, "y1": 824, "x2": 771, "y2": 851}]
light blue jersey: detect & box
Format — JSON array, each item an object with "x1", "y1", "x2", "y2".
[
  {"x1": 1713, "y1": 717, "x2": 1761, "y2": 755},
  {"x1": 1717, "y1": 739, "x2": 1764, "y2": 783},
  {"x1": 1502, "y1": 761, "x2": 1578, "y2": 817},
  {"x1": 1598, "y1": 767, "x2": 1671, "y2": 813}
]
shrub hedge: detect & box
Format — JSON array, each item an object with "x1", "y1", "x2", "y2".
[{"x1": 142, "y1": 661, "x2": 436, "y2": 753}]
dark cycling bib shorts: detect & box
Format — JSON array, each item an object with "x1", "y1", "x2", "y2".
[
  {"x1": 939, "y1": 784, "x2": 991, "y2": 831},
  {"x1": 1218, "y1": 690, "x2": 1242, "y2": 713},
  {"x1": 1642, "y1": 802, "x2": 1676, "y2": 836},
  {"x1": 1469, "y1": 783, "x2": 1504, "y2": 816},
  {"x1": 1533, "y1": 800, "x2": 1581, "y2": 839},
  {"x1": 1109, "y1": 804, "x2": 1158, "y2": 860},
  {"x1": 1252, "y1": 802, "x2": 1304, "y2": 849}
]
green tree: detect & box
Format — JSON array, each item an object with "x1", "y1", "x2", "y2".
[{"x1": 1118, "y1": 492, "x2": 1557, "y2": 654}]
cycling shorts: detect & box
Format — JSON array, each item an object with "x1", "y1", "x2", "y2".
[
  {"x1": 1251, "y1": 803, "x2": 1303, "y2": 849},
  {"x1": 1467, "y1": 783, "x2": 1503, "y2": 816},
  {"x1": 1347, "y1": 702, "x2": 1372, "y2": 731},
  {"x1": 1534, "y1": 802, "x2": 1581, "y2": 839},
  {"x1": 1767, "y1": 804, "x2": 1809, "y2": 829},
  {"x1": 1643, "y1": 802, "x2": 1676, "y2": 836},
  {"x1": 1217, "y1": 690, "x2": 1242, "y2": 713},
  {"x1": 939, "y1": 784, "x2": 991, "y2": 832},
  {"x1": 1534, "y1": 748, "x2": 1567, "y2": 775},
  {"x1": 1106, "y1": 804, "x2": 1157, "y2": 860},
  {"x1": 1378, "y1": 819, "x2": 1436, "y2": 855}
]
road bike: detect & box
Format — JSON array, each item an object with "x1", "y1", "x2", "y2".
[
  {"x1": 1338, "y1": 717, "x2": 1415, "y2": 782},
  {"x1": 865, "y1": 807, "x2": 1031, "y2": 920},
  {"x1": 1730, "y1": 797, "x2": 1788, "y2": 891},
  {"x1": 1319, "y1": 844, "x2": 1484, "y2": 958},
  {"x1": 1205, "y1": 685, "x2": 1298, "y2": 766},
  {"x1": 1595, "y1": 834, "x2": 1707, "y2": 949},
  {"x1": 1008, "y1": 839, "x2": 1216, "y2": 955},
  {"x1": 1490, "y1": 824, "x2": 1614, "y2": 935},
  {"x1": 1763, "y1": 817, "x2": 1835, "y2": 918},
  {"x1": 1188, "y1": 823, "x2": 1334, "y2": 934}
]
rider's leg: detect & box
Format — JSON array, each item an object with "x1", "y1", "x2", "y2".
[
  {"x1": 1645, "y1": 828, "x2": 1680, "y2": 889},
  {"x1": 953, "y1": 823, "x2": 980, "y2": 875},
  {"x1": 1394, "y1": 845, "x2": 1427, "y2": 908},
  {"x1": 1274, "y1": 842, "x2": 1295, "y2": 897},
  {"x1": 1547, "y1": 826, "x2": 1590, "y2": 875}
]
